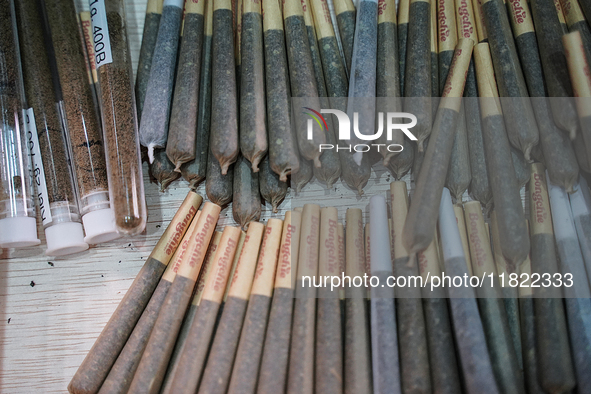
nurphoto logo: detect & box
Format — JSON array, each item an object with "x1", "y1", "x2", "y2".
[{"x1": 303, "y1": 108, "x2": 418, "y2": 153}]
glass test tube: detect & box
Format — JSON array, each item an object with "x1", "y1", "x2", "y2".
[
  {"x1": 91, "y1": 0, "x2": 147, "y2": 235},
  {"x1": 0, "y1": 0, "x2": 40, "y2": 248},
  {"x1": 43, "y1": 0, "x2": 120, "y2": 244},
  {"x1": 16, "y1": 0, "x2": 89, "y2": 256}
]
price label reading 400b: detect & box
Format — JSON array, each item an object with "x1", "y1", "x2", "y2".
[{"x1": 89, "y1": 0, "x2": 113, "y2": 68}]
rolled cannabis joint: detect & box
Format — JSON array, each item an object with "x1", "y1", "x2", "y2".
[
  {"x1": 517, "y1": 247, "x2": 546, "y2": 394},
  {"x1": 68, "y1": 192, "x2": 202, "y2": 394},
  {"x1": 386, "y1": 136, "x2": 414, "y2": 179},
  {"x1": 139, "y1": 0, "x2": 184, "y2": 163},
  {"x1": 375, "y1": 0, "x2": 403, "y2": 166},
  {"x1": 404, "y1": 0, "x2": 432, "y2": 151},
  {"x1": 342, "y1": 209, "x2": 372, "y2": 394},
  {"x1": 226, "y1": 219, "x2": 283, "y2": 394},
  {"x1": 287, "y1": 204, "x2": 320, "y2": 394},
  {"x1": 159, "y1": 230, "x2": 224, "y2": 394},
  {"x1": 99, "y1": 211, "x2": 202, "y2": 394},
  {"x1": 473, "y1": 43, "x2": 530, "y2": 268},
  {"x1": 306, "y1": 0, "x2": 342, "y2": 188},
  {"x1": 430, "y1": 0, "x2": 438, "y2": 113},
  {"x1": 232, "y1": 155, "x2": 262, "y2": 230},
  {"x1": 263, "y1": 0, "x2": 300, "y2": 181},
  {"x1": 211, "y1": 0, "x2": 240, "y2": 174},
  {"x1": 480, "y1": 0, "x2": 539, "y2": 161},
  {"x1": 127, "y1": 203, "x2": 222, "y2": 394},
  {"x1": 438, "y1": 188, "x2": 500, "y2": 394},
  {"x1": 368, "y1": 195, "x2": 401, "y2": 394},
  {"x1": 163, "y1": 225, "x2": 241, "y2": 394},
  {"x1": 398, "y1": 0, "x2": 410, "y2": 95},
  {"x1": 507, "y1": 0, "x2": 579, "y2": 192},
  {"x1": 334, "y1": 0, "x2": 356, "y2": 73},
  {"x1": 443, "y1": 0, "x2": 471, "y2": 202},
  {"x1": 418, "y1": 233, "x2": 461, "y2": 393},
  {"x1": 240, "y1": 0, "x2": 267, "y2": 172},
  {"x1": 206, "y1": 147, "x2": 234, "y2": 206},
  {"x1": 181, "y1": 0, "x2": 213, "y2": 188},
  {"x1": 259, "y1": 155, "x2": 287, "y2": 213},
  {"x1": 390, "y1": 182, "x2": 431, "y2": 393},
  {"x1": 197, "y1": 222, "x2": 265, "y2": 394},
  {"x1": 528, "y1": 163, "x2": 576, "y2": 394},
  {"x1": 457, "y1": 0, "x2": 492, "y2": 206},
  {"x1": 166, "y1": 0, "x2": 206, "y2": 171},
  {"x1": 564, "y1": 31, "x2": 591, "y2": 172},
  {"x1": 490, "y1": 208, "x2": 524, "y2": 371},
  {"x1": 283, "y1": 0, "x2": 326, "y2": 168},
  {"x1": 546, "y1": 174, "x2": 591, "y2": 393},
  {"x1": 530, "y1": 0, "x2": 579, "y2": 139},
  {"x1": 402, "y1": 39, "x2": 473, "y2": 254},
  {"x1": 258, "y1": 211, "x2": 302, "y2": 393},
  {"x1": 292, "y1": 156, "x2": 314, "y2": 194},
  {"x1": 314, "y1": 208, "x2": 344, "y2": 393},
  {"x1": 135, "y1": 0, "x2": 163, "y2": 118},
  {"x1": 347, "y1": 0, "x2": 378, "y2": 167},
  {"x1": 149, "y1": 148, "x2": 181, "y2": 192},
  {"x1": 464, "y1": 202, "x2": 526, "y2": 394}
]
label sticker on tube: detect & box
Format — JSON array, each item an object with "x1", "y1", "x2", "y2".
[
  {"x1": 89, "y1": 0, "x2": 113, "y2": 68},
  {"x1": 26, "y1": 108, "x2": 52, "y2": 226}
]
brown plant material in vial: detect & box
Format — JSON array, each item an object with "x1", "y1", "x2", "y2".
[
  {"x1": 283, "y1": 0, "x2": 326, "y2": 167},
  {"x1": 211, "y1": 0, "x2": 239, "y2": 175},
  {"x1": 259, "y1": 155, "x2": 287, "y2": 213},
  {"x1": 233, "y1": 155, "x2": 262, "y2": 230},
  {"x1": 181, "y1": 0, "x2": 214, "y2": 188},
  {"x1": 43, "y1": 0, "x2": 108, "y2": 210},
  {"x1": 474, "y1": 43, "x2": 530, "y2": 267},
  {"x1": 166, "y1": 0, "x2": 205, "y2": 172},
  {"x1": 263, "y1": 0, "x2": 300, "y2": 181},
  {"x1": 16, "y1": 0, "x2": 75, "y2": 205},
  {"x1": 149, "y1": 148, "x2": 180, "y2": 192},
  {"x1": 240, "y1": 0, "x2": 267, "y2": 172},
  {"x1": 96, "y1": 1, "x2": 147, "y2": 234}
]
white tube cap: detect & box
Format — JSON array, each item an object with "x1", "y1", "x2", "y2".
[
  {"x1": 0, "y1": 216, "x2": 41, "y2": 248},
  {"x1": 82, "y1": 208, "x2": 122, "y2": 244},
  {"x1": 45, "y1": 221, "x2": 89, "y2": 256}
]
